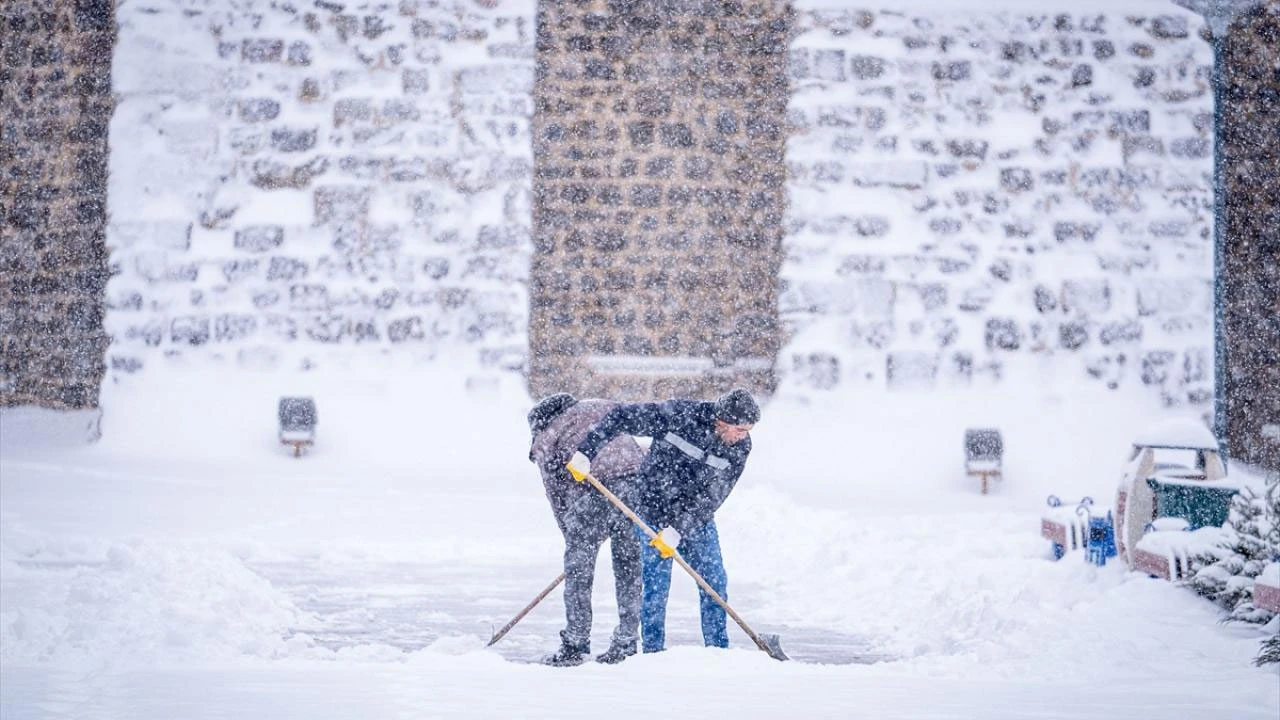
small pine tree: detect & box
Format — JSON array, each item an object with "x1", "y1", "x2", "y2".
[
  {"x1": 1185, "y1": 486, "x2": 1275, "y2": 623},
  {"x1": 1257, "y1": 633, "x2": 1280, "y2": 667}
]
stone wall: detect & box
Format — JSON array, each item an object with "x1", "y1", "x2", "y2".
[
  {"x1": 527, "y1": 0, "x2": 790, "y2": 401},
  {"x1": 781, "y1": 8, "x2": 1216, "y2": 407},
  {"x1": 94, "y1": 2, "x2": 1234, "y2": 422},
  {"x1": 0, "y1": 1, "x2": 115, "y2": 410},
  {"x1": 1222, "y1": 3, "x2": 1280, "y2": 469},
  {"x1": 104, "y1": 0, "x2": 535, "y2": 378}
]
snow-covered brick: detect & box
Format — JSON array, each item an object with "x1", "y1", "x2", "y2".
[
  {"x1": 886, "y1": 351, "x2": 937, "y2": 389},
  {"x1": 1061, "y1": 279, "x2": 1110, "y2": 316}
]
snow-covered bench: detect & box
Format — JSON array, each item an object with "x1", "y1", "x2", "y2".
[{"x1": 1041, "y1": 497, "x2": 1092, "y2": 559}]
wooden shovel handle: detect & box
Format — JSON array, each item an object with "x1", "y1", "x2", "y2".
[{"x1": 579, "y1": 471, "x2": 778, "y2": 657}]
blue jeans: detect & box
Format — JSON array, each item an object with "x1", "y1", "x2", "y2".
[{"x1": 636, "y1": 520, "x2": 728, "y2": 652}]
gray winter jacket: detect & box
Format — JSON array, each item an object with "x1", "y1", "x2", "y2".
[{"x1": 530, "y1": 399, "x2": 646, "y2": 533}]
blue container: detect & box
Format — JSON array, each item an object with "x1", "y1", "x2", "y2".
[{"x1": 1085, "y1": 512, "x2": 1117, "y2": 566}]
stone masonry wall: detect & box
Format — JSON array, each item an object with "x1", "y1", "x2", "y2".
[
  {"x1": 104, "y1": 0, "x2": 535, "y2": 377},
  {"x1": 1222, "y1": 3, "x2": 1280, "y2": 469},
  {"x1": 98, "y1": 1, "x2": 1227, "y2": 422},
  {"x1": 782, "y1": 8, "x2": 1217, "y2": 409},
  {"x1": 527, "y1": 0, "x2": 790, "y2": 401},
  {"x1": 0, "y1": 1, "x2": 116, "y2": 410}
]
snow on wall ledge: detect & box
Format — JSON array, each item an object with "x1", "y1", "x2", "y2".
[{"x1": 105, "y1": 0, "x2": 1213, "y2": 407}]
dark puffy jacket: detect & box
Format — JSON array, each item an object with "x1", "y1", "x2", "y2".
[
  {"x1": 578, "y1": 399, "x2": 751, "y2": 537},
  {"x1": 529, "y1": 399, "x2": 645, "y2": 534}
]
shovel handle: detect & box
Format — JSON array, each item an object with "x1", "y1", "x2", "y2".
[
  {"x1": 487, "y1": 571, "x2": 566, "y2": 646},
  {"x1": 579, "y1": 471, "x2": 784, "y2": 660}
]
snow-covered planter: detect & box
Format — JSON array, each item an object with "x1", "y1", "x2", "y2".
[
  {"x1": 1132, "y1": 519, "x2": 1231, "y2": 582},
  {"x1": 1254, "y1": 563, "x2": 1280, "y2": 614}
]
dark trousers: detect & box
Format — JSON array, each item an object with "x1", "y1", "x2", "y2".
[
  {"x1": 560, "y1": 491, "x2": 641, "y2": 649},
  {"x1": 636, "y1": 519, "x2": 728, "y2": 652}
]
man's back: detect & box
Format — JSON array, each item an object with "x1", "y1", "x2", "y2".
[{"x1": 530, "y1": 399, "x2": 645, "y2": 529}]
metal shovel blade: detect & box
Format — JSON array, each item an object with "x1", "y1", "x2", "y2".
[{"x1": 759, "y1": 633, "x2": 789, "y2": 661}]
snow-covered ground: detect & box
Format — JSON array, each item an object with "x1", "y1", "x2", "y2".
[{"x1": 2, "y1": 367, "x2": 1276, "y2": 719}]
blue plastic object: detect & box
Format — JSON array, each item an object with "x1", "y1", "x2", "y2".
[{"x1": 1084, "y1": 511, "x2": 1117, "y2": 566}]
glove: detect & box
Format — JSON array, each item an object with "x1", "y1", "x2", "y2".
[
  {"x1": 566, "y1": 451, "x2": 591, "y2": 483},
  {"x1": 649, "y1": 527, "x2": 681, "y2": 559}
]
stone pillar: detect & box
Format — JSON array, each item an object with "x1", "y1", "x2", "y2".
[
  {"x1": 1221, "y1": 4, "x2": 1280, "y2": 469},
  {"x1": 0, "y1": 1, "x2": 115, "y2": 412},
  {"x1": 529, "y1": 0, "x2": 790, "y2": 401}
]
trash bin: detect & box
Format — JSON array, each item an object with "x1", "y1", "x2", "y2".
[{"x1": 1146, "y1": 477, "x2": 1238, "y2": 530}]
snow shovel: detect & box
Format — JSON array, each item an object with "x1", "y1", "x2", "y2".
[
  {"x1": 487, "y1": 571, "x2": 566, "y2": 646},
  {"x1": 578, "y1": 470, "x2": 789, "y2": 661}
]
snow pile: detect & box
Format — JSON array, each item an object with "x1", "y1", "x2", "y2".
[{"x1": 0, "y1": 538, "x2": 316, "y2": 667}]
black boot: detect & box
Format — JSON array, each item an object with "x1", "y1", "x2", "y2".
[
  {"x1": 595, "y1": 639, "x2": 637, "y2": 664},
  {"x1": 543, "y1": 639, "x2": 590, "y2": 667}
]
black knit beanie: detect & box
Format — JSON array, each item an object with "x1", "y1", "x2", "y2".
[
  {"x1": 714, "y1": 388, "x2": 760, "y2": 425},
  {"x1": 528, "y1": 393, "x2": 577, "y2": 433}
]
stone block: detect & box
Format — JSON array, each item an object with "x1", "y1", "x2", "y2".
[
  {"x1": 947, "y1": 139, "x2": 988, "y2": 160},
  {"x1": 1123, "y1": 135, "x2": 1164, "y2": 160},
  {"x1": 985, "y1": 318, "x2": 1022, "y2": 351},
  {"x1": 1034, "y1": 284, "x2": 1058, "y2": 313},
  {"x1": 1141, "y1": 350, "x2": 1177, "y2": 385},
  {"x1": 932, "y1": 60, "x2": 970, "y2": 81},
  {"x1": 1060, "y1": 321, "x2": 1089, "y2": 350},
  {"x1": 1099, "y1": 320, "x2": 1143, "y2": 346},
  {"x1": 306, "y1": 315, "x2": 347, "y2": 343},
  {"x1": 1053, "y1": 222, "x2": 1100, "y2": 244},
  {"x1": 1071, "y1": 64, "x2": 1092, "y2": 87},
  {"x1": 1000, "y1": 167, "x2": 1034, "y2": 192},
  {"x1": 287, "y1": 42, "x2": 312, "y2": 66},
  {"x1": 242, "y1": 39, "x2": 284, "y2": 63},
  {"x1": 214, "y1": 314, "x2": 257, "y2": 342},
  {"x1": 315, "y1": 186, "x2": 371, "y2": 225},
  {"x1": 290, "y1": 284, "x2": 330, "y2": 311},
  {"x1": 1149, "y1": 221, "x2": 1189, "y2": 238},
  {"x1": 234, "y1": 226, "x2": 284, "y2": 253},
  {"x1": 788, "y1": 48, "x2": 810, "y2": 79},
  {"x1": 267, "y1": 257, "x2": 308, "y2": 281},
  {"x1": 271, "y1": 128, "x2": 317, "y2": 153},
  {"x1": 171, "y1": 316, "x2": 210, "y2": 345},
  {"x1": 1171, "y1": 137, "x2": 1211, "y2": 159},
  {"x1": 239, "y1": 98, "x2": 280, "y2": 122},
  {"x1": 850, "y1": 55, "x2": 885, "y2": 80},
  {"x1": 1148, "y1": 15, "x2": 1188, "y2": 39}
]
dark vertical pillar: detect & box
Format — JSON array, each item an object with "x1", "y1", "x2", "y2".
[
  {"x1": 528, "y1": 0, "x2": 790, "y2": 402},
  {"x1": 0, "y1": 2, "x2": 115, "y2": 411},
  {"x1": 1221, "y1": 4, "x2": 1280, "y2": 469}
]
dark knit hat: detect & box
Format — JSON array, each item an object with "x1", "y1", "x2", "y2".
[
  {"x1": 528, "y1": 393, "x2": 577, "y2": 433},
  {"x1": 714, "y1": 388, "x2": 760, "y2": 425}
]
